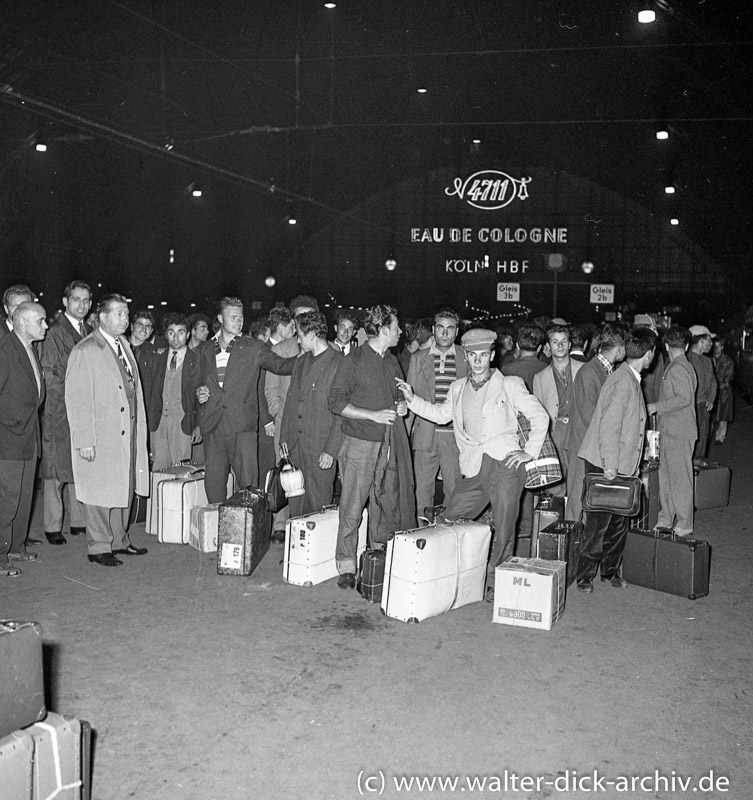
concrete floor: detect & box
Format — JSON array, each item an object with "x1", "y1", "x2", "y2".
[{"x1": 4, "y1": 407, "x2": 753, "y2": 799}]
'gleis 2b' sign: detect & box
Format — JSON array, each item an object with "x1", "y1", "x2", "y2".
[{"x1": 590, "y1": 284, "x2": 615, "y2": 304}]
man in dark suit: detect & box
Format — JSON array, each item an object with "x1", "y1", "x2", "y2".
[
  {"x1": 575, "y1": 328, "x2": 656, "y2": 593},
  {"x1": 406, "y1": 307, "x2": 468, "y2": 517},
  {"x1": 196, "y1": 297, "x2": 296, "y2": 504},
  {"x1": 140, "y1": 312, "x2": 201, "y2": 470},
  {"x1": 0, "y1": 284, "x2": 35, "y2": 338},
  {"x1": 329, "y1": 311, "x2": 359, "y2": 356},
  {"x1": 0, "y1": 302, "x2": 48, "y2": 577},
  {"x1": 66, "y1": 294, "x2": 150, "y2": 567},
  {"x1": 280, "y1": 312, "x2": 343, "y2": 516},
  {"x1": 39, "y1": 280, "x2": 92, "y2": 545}
]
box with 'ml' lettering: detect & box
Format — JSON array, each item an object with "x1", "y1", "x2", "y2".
[{"x1": 492, "y1": 558, "x2": 566, "y2": 630}]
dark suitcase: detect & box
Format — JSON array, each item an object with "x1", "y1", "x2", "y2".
[
  {"x1": 357, "y1": 548, "x2": 386, "y2": 603},
  {"x1": 217, "y1": 488, "x2": 272, "y2": 576},
  {"x1": 537, "y1": 521, "x2": 583, "y2": 586},
  {"x1": 622, "y1": 528, "x2": 710, "y2": 600},
  {"x1": 528, "y1": 494, "x2": 566, "y2": 561},
  {"x1": 694, "y1": 463, "x2": 730, "y2": 510},
  {"x1": 0, "y1": 620, "x2": 46, "y2": 739},
  {"x1": 631, "y1": 465, "x2": 660, "y2": 530}
]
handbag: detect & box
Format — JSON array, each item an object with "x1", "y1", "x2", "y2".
[
  {"x1": 516, "y1": 413, "x2": 563, "y2": 490},
  {"x1": 264, "y1": 444, "x2": 305, "y2": 513},
  {"x1": 581, "y1": 473, "x2": 641, "y2": 516}
]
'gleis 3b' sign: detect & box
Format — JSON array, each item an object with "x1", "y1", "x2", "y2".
[{"x1": 445, "y1": 170, "x2": 531, "y2": 210}]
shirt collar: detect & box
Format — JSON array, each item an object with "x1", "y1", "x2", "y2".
[
  {"x1": 65, "y1": 312, "x2": 84, "y2": 331},
  {"x1": 429, "y1": 342, "x2": 454, "y2": 358},
  {"x1": 99, "y1": 328, "x2": 120, "y2": 349},
  {"x1": 628, "y1": 364, "x2": 642, "y2": 382},
  {"x1": 596, "y1": 353, "x2": 614, "y2": 375}
]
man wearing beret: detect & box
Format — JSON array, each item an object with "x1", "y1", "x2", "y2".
[{"x1": 397, "y1": 328, "x2": 549, "y2": 599}]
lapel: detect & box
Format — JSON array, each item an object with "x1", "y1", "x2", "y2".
[
  {"x1": 221, "y1": 335, "x2": 243, "y2": 393},
  {"x1": 454, "y1": 344, "x2": 469, "y2": 378},
  {"x1": 11, "y1": 333, "x2": 42, "y2": 401},
  {"x1": 419, "y1": 349, "x2": 435, "y2": 394},
  {"x1": 60, "y1": 314, "x2": 85, "y2": 344}
]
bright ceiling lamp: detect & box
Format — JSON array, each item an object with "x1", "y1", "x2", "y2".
[
  {"x1": 638, "y1": 9, "x2": 656, "y2": 23},
  {"x1": 656, "y1": 129, "x2": 669, "y2": 140},
  {"x1": 664, "y1": 185, "x2": 676, "y2": 194}
]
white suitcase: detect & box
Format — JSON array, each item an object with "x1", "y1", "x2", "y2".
[
  {"x1": 145, "y1": 465, "x2": 200, "y2": 534},
  {"x1": 0, "y1": 729, "x2": 34, "y2": 800},
  {"x1": 158, "y1": 475, "x2": 209, "y2": 544},
  {"x1": 380, "y1": 521, "x2": 492, "y2": 622},
  {"x1": 26, "y1": 713, "x2": 84, "y2": 800},
  {"x1": 283, "y1": 507, "x2": 368, "y2": 587},
  {"x1": 188, "y1": 504, "x2": 221, "y2": 553}
]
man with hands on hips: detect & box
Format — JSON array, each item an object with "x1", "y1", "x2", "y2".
[{"x1": 397, "y1": 328, "x2": 549, "y2": 600}]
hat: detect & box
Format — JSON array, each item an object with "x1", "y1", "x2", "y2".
[
  {"x1": 689, "y1": 324, "x2": 716, "y2": 338},
  {"x1": 633, "y1": 313, "x2": 658, "y2": 333},
  {"x1": 550, "y1": 317, "x2": 569, "y2": 326},
  {"x1": 461, "y1": 328, "x2": 497, "y2": 351}
]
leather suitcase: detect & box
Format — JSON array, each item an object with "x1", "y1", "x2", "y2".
[
  {"x1": 188, "y1": 504, "x2": 221, "y2": 553},
  {"x1": 283, "y1": 507, "x2": 367, "y2": 587},
  {"x1": 694, "y1": 463, "x2": 731, "y2": 510},
  {"x1": 0, "y1": 729, "x2": 34, "y2": 799},
  {"x1": 537, "y1": 521, "x2": 583, "y2": 586},
  {"x1": 357, "y1": 548, "x2": 386, "y2": 603},
  {"x1": 26, "y1": 712, "x2": 91, "y2": 800},
  {"x1": 217, "y1": 488, "x2": 271, "y2": 576},
  {"x1": 631, "y1": 465, "x2": 660, "y2": 529},
  {"x1": 0, "y1": 620, "x2": 46, "y2": 739},
  {"x1": 527, "y1": 493, "x2": 565, "y2": 560},
  {"x1": 381, "y1": 521, "x2": 492, "y2": 623},
  {"x1": 622, "y1": 528, "x2": 710, "y2": 600}
]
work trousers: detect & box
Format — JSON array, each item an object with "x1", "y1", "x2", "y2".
[
  {"x1": 576, "y1": 462, "x2": 629, "y2": 582},
  {"x1": 204, "y1": 421, "x2": 257, "y2": 504},
  {"x1": 0, "y1": 458, "x2": 37, "y2": 562},
  {"x1": 444, "y1": 453, "x2": 526, "y2": 587},
  {"x1": 656, "y1": 437, "x2": 695, "y2": 535},
  {"x1": 412, "y1": 430, "x2": 462, "y2": 520},
  {"x1": 336, "y1": 435, "x2": 381, "y2": 575},
  {"x1": 44, "y1": 479, "x2": 85, "y2": 533}
]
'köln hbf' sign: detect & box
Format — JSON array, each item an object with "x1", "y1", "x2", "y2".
[{"x1": 408, "y1": 170, "x2": 569, "y2": 277}]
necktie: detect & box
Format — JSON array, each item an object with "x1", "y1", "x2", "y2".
[
  {"x1": 115, "y1": 339, "x2": 134, "y2": 381},
  {"x1": 78, "y1": 321, "x2": 86, "y2": 338},
  {"x1": 169, "y1": 351, "x2": 177, "y2": 371}
]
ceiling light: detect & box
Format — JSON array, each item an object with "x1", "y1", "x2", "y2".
[
  {"x1": 670, "y1": 218, "x2": 679, "y2": 225},
  {"x1": 656, "y1": 130, "x2": 669, "y2": 140},
  {"x1": 287, "y1": 216, "x2": 297, "y2": 225},
  {"x1": 664, "y1": 185, "x2": 675, "y2": 194},
  {"x1": 35, "y1": 142, "x2": 48, "y2": 152},
  {"x1": 417, "y1": 87, "x2": 428, "y2": 94},
  {"x1": 324, "y1": 2, "x2": 336, "y2": 7},
  {"x1": 472, "y1": 138, "x2": 481, "y2": 144},
  {"x1": 638, "y1": 9, "x2": 656, "y2": 23},
  {"x1": 265, "y1": 276, "x2": 276, "y2": 288}
]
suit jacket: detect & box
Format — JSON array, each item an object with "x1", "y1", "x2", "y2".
[
  {"x1": 654, "y1": 354, "x2": 697, "y2": 441},
  {"x1": 65, "y1": 330, "x2": 149, "y2": 506},
  {"x1": 0, "y1": 332, "x2": 45, "y2": 460},
  {"x1": 39, "y1": 314, "x2": 89, "y2": 480},
  {"x1": 532, "y1": 359, "x2": 583, "y2": 423},
  {"x1": 408, "y1": 371, "x2": 548, "y2": 478},
  {"x1": 406, "y1": 344, "x2": 468, "y2": 451},
  {"x1": 197, "y1": 335, "x2": 295, "y2": 438},
  {"x1": 280, "y1": 347, "x2": 343, "y2": 458},
  {"x1": 140, "y1": 345, "x2": 200, "y2": 435},
  {"x1": 264, "y1": 337, "x2": 300, "y2": 425},
  {"x1": 562, "y1": 355, "x2": 611, "y2": 457},
  {"x1": 578, "y1": 362, "x2": 647, "y2": 477}
]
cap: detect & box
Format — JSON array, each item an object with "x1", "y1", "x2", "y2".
[
  {"x1": 461, "y1": 328, "x2": 497, "y2": 352},
  {"x1": 689, "y1": 324, "x2": 715, "y2": 338},
  {"x1": 633, "y1": 313, "x2": 658, "y2": 333},
  {"x1": 550, "y1": 317, "x2": 569, "y2": 326}
]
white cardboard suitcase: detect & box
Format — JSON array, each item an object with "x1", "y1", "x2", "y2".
[
  {"x1": 145, "y1": 465, "x2": 200, "y2": 534},
  {"x1": 188, "y1": 504, "x2": 222, "y2": 553},
  {"x1": 26, "y1": 713, "x2": 83, "y2": 800},
  {"x1": 158, "y1": 475, "x2": 209, "y2": 544},
  {"x1": 0, "y1": 729, "x2": 34, "y2": 800},
  {"x1": 380, "y1": 521, "x2": 492, "y2": 622},
  {"x1": 283, "y1": 507, "x2": 368, "y2": 586}
]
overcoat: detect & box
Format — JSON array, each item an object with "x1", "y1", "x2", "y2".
[{"x1": 65, "y1": 330, "x2": 149, "y2": 506}]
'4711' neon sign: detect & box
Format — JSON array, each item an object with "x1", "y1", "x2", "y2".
[{"x1": 445, "y1": 170, "x2": 531, "y2": 210}]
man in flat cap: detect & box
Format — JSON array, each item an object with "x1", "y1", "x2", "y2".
[{"x1": 398, "y1": 328, "x2": 549, "y2": 599}]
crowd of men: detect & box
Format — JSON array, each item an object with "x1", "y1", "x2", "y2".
[{"x1": 0, "y1": 281, "x2": 728, "y2": 599}]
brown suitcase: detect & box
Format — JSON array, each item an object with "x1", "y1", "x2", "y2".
[
  {"x1": 0, "y1": 621, "x2": 46, "y2": 739},
  {"x1": 217, "y1": 488, "x2": 271, "y2": 576}
]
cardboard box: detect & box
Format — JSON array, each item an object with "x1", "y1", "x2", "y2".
[
  {"x1": 492, "y1": 558, "x2": 566, "y2": 631},
  {"x1": 188, "y1": 504, "x2": 221, "y2": 553}
]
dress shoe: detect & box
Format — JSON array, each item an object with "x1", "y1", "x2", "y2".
[
  {"x1": 337, "y1": 572, "x2": 356, "y2": 589},
  {"x1": 69, "y1": 526, "x2": 86, "y2": 536},
  {"x1": 601, "y1": 573, "x2": 629, "y2": 589},
  {"x1": 45, "y1": 531, "x2": 67, "y2": 545},
  {"x1": 25, "y1": 538, "x2": 43, "y2": 547},
  {"x1": 8, "y1": 551, "x2": 39, "y2": 563},
  {"x1": 112, "y1": 544, "x2": 148, "y2": 556},
  {"x1": 577, "y1": 579, "x2": 594, "y2": 594},
  {"x1": 0, "y1": 565, "x2": 22, "y2": 578},
  {"x1": 88, "y1": 553, "x2": 122, "y2": 567}
]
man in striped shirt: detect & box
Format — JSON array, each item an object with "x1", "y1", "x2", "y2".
[{"x1": 406, "y1": 308, "x2": 468, "y2": 518}]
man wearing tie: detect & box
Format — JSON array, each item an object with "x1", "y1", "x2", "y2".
[
  {"x1": 0, "y1": 302, "x2": 48, "y2": 577},
  {"x1": 39, "y1": 280, "x2": 92, "y2": 545},
  {"x1": 329, "y1": 311, "x2": 359, "y2": 356},
  {"x1": 66, "y1": 294, "x2": 150, "y2": 567}
]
